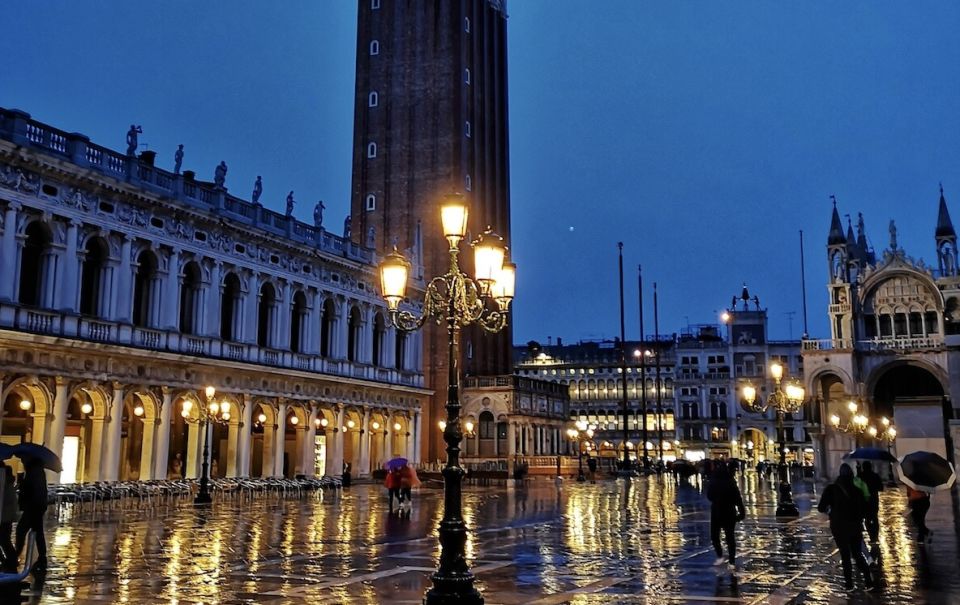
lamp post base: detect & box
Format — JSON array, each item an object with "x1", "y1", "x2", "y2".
[
  {"x1": 424, "y1": 579, "x2": 484, "y2": 605},
  {"x1": 615, "y1": 469, "x2": 638, "y2": 478},
  {"x1": 194, "y1": 492, "x2": 212, "y2": 505},
  {"x1": 775, "y1": 481, "x2": 799, "y2": 517}
]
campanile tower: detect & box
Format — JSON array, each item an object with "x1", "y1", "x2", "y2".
[{"x1": 350, "y1": 0, "x2": 513, "y2": 460}]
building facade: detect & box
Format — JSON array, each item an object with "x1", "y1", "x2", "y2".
[
  {"x1": 804, "y1": 194, "x2": 960, "y2": 477},
  {"x1": 350, "y1": 0, "x2": 514, "y2": 462},
  {"x1": 0, "y1": 107, "x2": 429, "y2": 483}
]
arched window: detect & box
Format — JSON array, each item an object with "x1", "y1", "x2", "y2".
[
  {"x1": 368, "y1": 91, "x2": 379, "y2": 107},
  {"x1": 465, "y1": 120, "x2": 472, "y2": 138},
  {"x1": 132, "y1": 250, "x2": 159, "y2": 327},
  {"x1": 464, "y1": 68, "x2": 470, "y2": 84},
  {"x1": 79, "y1": 236, "x2": 109, "y2": 317},
  {"x1": 179, "y1": 262, "x2": 203, "y2": 335},
  {"x1": 290, "y1": 290, "x2": 307, "y2": 353},
  {"x1": 479, "y1": 411, "x2": 495, "y2": 439},
  {"x1": 719, "y1": 402, "x2": 728, "y2": 418},
  {"x1": 220, "y1": 272, "x2": 241, "y2": 341},
  {"x1": 691, "y1": 404, "x2": 699, "y2": 420},
  {"x1": 365, "y1": 194, "x2": 376, "y2": 211},
  {"x1": 370, "y1": 40, "x2": 380, "y2": 55},
  {"x1": 372, "y1": 312, "x2": 386, "y2": 366},
  {"x1": 18, "y1": 221, "x2": 52, "y2": 307},
  {"x1": 710, "y1": 402, "x2": 719, "y2": 419},
  {"x1": 395, "y1": 330, "x2": 406, "y2": 369},
  {"x1": 465, "y1": 174, "x2": 472, "y2": 191},
  {"x1": 257, "y1": 282, "x2": 277, "y2": 348},
  {"x1": 464, "y1": 16, "x2": 471, "y2": 32},
  {"x1": 347, "y1": 306, "x2": 362, "y2": 362},
  {"x1": 367, "y1": 142, "x2": 377, "y2": 158},
  {"x1": 320, "y1": 298, "x2": 336, "y2": 357}
]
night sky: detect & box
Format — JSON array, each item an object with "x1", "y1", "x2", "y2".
[{"x1": 3, "y1": 2, "x2": 958, "y2": 344}]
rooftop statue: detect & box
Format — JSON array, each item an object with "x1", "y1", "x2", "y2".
[
  {"x1": 286, "y1": 191, "x2": 295, "y2": 217},
  {"x1": 126, "y1": 125, "x2": 142, "y2": 156},
  {"x1": 889, "y1": 220, "x2": 897, "y2": 251},
  {"x1": 213, "y1": 161, "x2": 228, "y2": 189},
  {"x1": 314, "y1": 200, "x2": 326, "y2": 228},
  {"x1": 344, "y1": 215, "x2": 352, "y2": 239},
  {"x1": 252, "y1": 176, "x2": 263, "y2": 204},
  {"x1": 174, "y1": 144, "x2": 184, "y2": 174}
]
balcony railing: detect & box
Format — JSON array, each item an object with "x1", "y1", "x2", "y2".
[
  {"x1": 0, "y1": 303, "x2": 424, "y2": 388},
  {"x1": 858, "y1": 335, "x2": 944, "y2": 352},
  {"x1": 801, "y1": 338, "x2": 853, "y2": 352}
]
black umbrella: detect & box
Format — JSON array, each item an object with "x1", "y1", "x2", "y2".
[
  {"x1": 898, "y1": 451, "x2": 955, "y2": 493},
  {"x1": 843, "y1": 447, "x2": 897, "y2": 463},
  {"x1": 12, "y1": 443, "x2": 62, "y2": 473},
  {"x1": 0, "y1": 444, "x2": 14, "y2": 463}
]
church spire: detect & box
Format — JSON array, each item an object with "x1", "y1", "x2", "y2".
[
  {"x1": 828, "y1": 195, "x2": 845, "y2": 245},
  {"x1": 936, "y1": 183, "x2": 955, "y2": 239}
]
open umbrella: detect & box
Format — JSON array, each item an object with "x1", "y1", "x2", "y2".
[
  {"x1": 12, "y1": 442, "x2": 62, "y2": 473},
  {"x1": 898, "y1": 450, "x2": 955, "y2": 493},
  {"x1": 843, "y1": 447, "x2": 897, "y2": 463},
  {"x1": 0, "y1": 444, "x2": 14, "y2": 462},
  {"x1": 384, "y1": 457, "x2": 408, "y2": 472}
]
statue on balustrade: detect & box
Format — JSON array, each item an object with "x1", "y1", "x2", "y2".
[
  {"x1": 173, "y1": 144, "x2": 184, "y2": 174},
  {"x1": 889, "y1": 220, "x2": 898, "y2": 251},
  {"x1": 125, "y1": 124, "x2": 142, "y2": 156},
  {"x1": 314, "y1": 200, "x2": 325, "y2": 228},
  {"x1": 286, "y1": 191, "x2": 295, "y2": 216},
  {"x1": 252, "y1": 176, "x2": 263, "y2": 204},
  {"x1": 343, "y1": 215, "x2": 352, "y2": 239},
  {"x1": 214, "y1": 161, "x2": 228, "y2": 189}
]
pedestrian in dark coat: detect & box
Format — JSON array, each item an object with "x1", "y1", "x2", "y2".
[
  {"x1": 14, "y1": 458, "x2": 48, "y2": 573},
  {"x1": 907, "y1": 487, "x2": 932, "y2": 543},
  {"x1": 0, "y1": 464, "x2": 18, "y2": 570},
  {"x1": 385, "y1": 468, "x2": 402, "y2": 511},
  {"x1": 818, "y1": 463, "x2": 874, "y2": 592},
  {"x1": 706, "y1": 463, "x2": 745, "y2": 571},
  {"x1": 857, "y1": 461, "x2": 884, "y2": 546}
]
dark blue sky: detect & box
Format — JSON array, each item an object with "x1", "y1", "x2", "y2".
[{"x1": 4, "y1": 2, "x2": 959, "y2": 343}]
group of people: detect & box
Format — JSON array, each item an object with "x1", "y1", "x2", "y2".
[
  {"x1": 0, "y1": 458, "x2": 49, "y2": 575},
  {"x1": 384, "y1": 463, "x2": 420, "y2": 513},
  {"x1": 706, "y1": 458, "x2": 932, "y2": 594}
]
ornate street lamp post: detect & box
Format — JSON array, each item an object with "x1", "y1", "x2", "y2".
[
  {"x1": 829, "y1": 400, "x2": 870, "y2": 448},
  {"x1": 183, "y1": 386, "x2": 231, "y2": 504},
  {"x1": 740, "y1": 362, "x2": 805, "y2": 517},
  {"x1": 379, "y1": 193, "x2": 514, "y2": 605},
  {"x1": 567, "y1": 421, "x2": 596, "y2": 482}
]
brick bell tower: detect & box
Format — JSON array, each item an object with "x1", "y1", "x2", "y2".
[{"x1": 349, "y1": 0, "x2": 513, "y2": 462}]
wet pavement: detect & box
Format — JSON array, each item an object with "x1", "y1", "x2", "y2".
[{"x1": 16, "y1": 473, "x2": 960, "y2": 604}]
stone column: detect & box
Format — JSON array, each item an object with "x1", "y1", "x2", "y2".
[
  {"x1": 226, "y1": 414, "x2": 240, "y2": 478},
  {"x1": 164, "y1": 248, "x2": 181, "y2": 329},
  {"x1": 244, "y1": 272, "x2": 260, "y2": 345},
  {"x1": 384, "y1": 419, "x2": 394, "y2": 460},
  {"x1": 358, "y1": 408, "x2": 371, "y2": 477},
  {"x1": 277, "y1": 281, "x2": 291, "y2": 350},
  {"x1": 113, "y1": 236, "x2": 132, "y2": 322},
  {"x1": 274, "y1": 401, "x2": 287, "y2": 477},
  {"x1": 207, "y1": 261, "x2": 222, "y2": 338},
  {"x1": 412, "y1": 410, "x2": 422, "y2": 463},
  {"x1": 237, "y1": 394, "x2": 254, "y2": 477},
  {"x1": 86, "y1": 415, "x2": 106, "y2": 482},
  {"x1": 102, "y1": 382, "x2": 125, "y2": 482},
  {"x1": 304, "y1": 406, "x2": 318, "y2": 477},
  {"x1": 507, "y1": 422, "x2": 517, "y2": 457},
  {"x1": 59, "y1": 220, "x2": 79, "y2": 311},
  {"x1": 41, "y1": 250, "x2": 60, "y2": 309},
  {"x1": 153, "y1": 387, "x2": 173, "y2": 480},
  {"x1": 185, "y1": 421, "x2": 200, "y2": 479},
  {"x1": 47, "y1": 377, "x2": 70, "y2": 483},
  {"x1": 0, "y1": 202, "x2": 20, "y2": 301},
  {"x1": 333, "y1": 405, "x2": 345, "y2": 476}
]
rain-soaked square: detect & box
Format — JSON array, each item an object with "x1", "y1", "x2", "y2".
[{"x1": 15, "y1": 476, "x2": 960, "y2": 604}]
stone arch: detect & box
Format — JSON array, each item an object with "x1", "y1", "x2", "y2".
[{"x1": 17, "y1": 219, "x2": 54, "y2": 307}]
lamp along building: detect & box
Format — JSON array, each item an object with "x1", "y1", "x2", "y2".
[
  {"x1": 0, "y1": 107, "x2": 429, "y2": 484},
  {"x1": 804, "y1": 193, "x2": 960, "y2": 478}
]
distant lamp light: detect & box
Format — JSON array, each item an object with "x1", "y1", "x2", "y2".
[
  {"x1": 379, "y1": 247, "x2": 411, "y2": 311},
  {"x1": 221, "y1": 411, "x2": 231, "y2": 421},
  {"x1": 204, "y1": 386, "x2": 216, "y2": 401},
  {"x1": 371, "y1": 421, "x2": 381, "y2": 431},
  {"x1": 258, "y1": 412, "x2": 267, "y2": 424},
  {"x1": 881, "y1": 416, "x2": 890, "y2": 427},
  {"x1": 439, "y1": 420, "x2": 447, "y2": 432},
  {"x1": 133, "y1": 404, "x2": 144, "y2": 417},
  {"x1": 347, "y1": 419, "x2": 356, "y2": 429},
  {"x1": 440, "y1": 193, "x2": 469, "y2": 248},
  {"x1": 80, "y1": 402, "x2": 93, "y2": 415},
  {"x1": 208, "y1": 401, "x2": 219, "y2": 415},
  {"x1": 394, "y1": 422, "x2": 402, "y2": 432},
  {"x1": 182, "y1": 400, "x2": 194, "y2": 413},
  {"x1": 290, "y1": 415, "x2": 299, "y2": 426},
  {"x1": 219, "y1": 402, "x2": 230, "y2": 414},
  {"x1": 770, "y1": 362, "x2": 784, "y2": 381},
  {"x1": 721, "y1": 311, "x2": 731, "y2": 323},
  {"x1": 472, "y1": 228, "x2": 506, "y2": 294},
  {"x1": 867, "y1": 426, "x2": 878, "y2": 438},
  {"x1": 464, "y1": 421, "x2": 475, "y2": 435},
  {"x1": 18, "y1": 400, "x2": 31, "y2": 411},
  {"x1": 847, "y1": 401, "x2": 858, "y2": 413}
]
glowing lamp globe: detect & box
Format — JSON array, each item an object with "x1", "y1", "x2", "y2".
[
  {"x1": 473, "y1": 228, "x2": 506, "y2": 293},
  {"x1": 258, "y1": 412, "x2": 267, "y2": 424},
  {"x1": 379, "y1": 247, "x2": 411, "y2": 311},
  {"x1": 440, "y1": 194, "x2": 469, "y2": 247},
  {"x1": 18, "y1": 400, "x2": 30, "y2": 411},
  {"x1": 133, "y1": 404, "x2": 144, "y2": 417},
  {"x1": 290, "y1": 415, "x2": 299, "y2": 426},
  {"x1": 491, "y1": 261, "x2": 516, "y2": 310},
  {"x1": 80, "y1": 402, "x2": 93, "y2": 415},
  {"x1": 394, "y1": 422, "x2": 402, "y2": 432},
  {"x1": 770, "y1": 362, "x2": 784, "y2": 381},
  {"x1": 204, "y1": 386, "x2": 216, "y2": 401}
]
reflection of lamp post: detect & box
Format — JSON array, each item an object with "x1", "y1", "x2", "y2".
[
  {"x1": 378, "y1": 193, "x2": 514, "y2": 605},
  {"x1": 185, "y1": 386, "x2": 231, "y2": 505},
  {"x1": 741, "y1": 362, "x2": 805, "y2": 517}
]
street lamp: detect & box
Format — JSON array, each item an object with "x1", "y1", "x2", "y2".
[
  {"x1": 378, "y1": 193, "x2": 514, "y2": 605},
  {"x1": 740, "y1": 361, "x2": 805, "y2": 517},
  {"x1": 568, "y1": 421, "x2": 596, "y2": 481},
  {"x1": 183, "y1": 385, "x2": 231, "y2": 504},
  {"x1": 829, "y1": 401, "x2": 870, "y2": 447}
]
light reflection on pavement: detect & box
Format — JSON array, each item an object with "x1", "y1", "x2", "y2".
[{"x1": 16, "y1": 474, "x2": 960, "y2": 604}]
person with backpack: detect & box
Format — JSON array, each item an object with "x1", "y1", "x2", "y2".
[
  {"x1": 857, "y1": 461, "x2": 884, "y2": 551},
  {"x1": 706, "y1": 463, "x2": 746, "y2": 572},
  {"x1": 818, "y1": 463, "x2": 875, "y2": 592}
]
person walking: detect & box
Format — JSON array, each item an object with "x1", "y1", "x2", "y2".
[
  {"x1": 818, "y1": 463, "x2": 875, "y2": 592},
  {"x1": 857, "y1": 461, "x2": 884, "y2": 553},
  {"x1": 907, "y1": 486, "x2": 932, "y2": 544},
  {"x1": 14, "y1": 457, "x2": 48, "y2": 573},
  {"x1": 706, "y1": 463, "x2": 745, "y2": 572},
  {"x1": 0, "y1": 464, "x2": 18, "y2": 571},
  {"x1": 385, "y1": 467, "x2": 402, "y2": 512},
  {"x1": 399, "y1": 463, "x2": 421, "y2": 511}
]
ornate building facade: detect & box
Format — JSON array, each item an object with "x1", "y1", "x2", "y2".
[
  {"x1": 0, "y1": 107, "x2": 429, "y2": 483},
  {"x1": 350, "y1": 0, "x2": 514, "y2": 462},
  {"x1": 804, "y1": 193, "x2": 960, "y2": 477}
]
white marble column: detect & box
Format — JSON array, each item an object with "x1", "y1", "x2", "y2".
[
  {"x1": 276, "y1": 281, "x2": 291, "y2": 350},
  {"x1": 47, "y1": 377, "x2": 70, "y2": 483},
  {"x1": 59, "y1": 220, "x2": 79, "y2": 311},
  {"x1": 163, "y1": 248, "x2": 181, "y2": 329},
  {"x1": 0, "y1": 202, "x2": 20, "y2": 301},
  {"x1": 40, "y1": 250, "x2": 60, "y2": 309},
  {"x1": 304, "y1": 406, "x2": 318, "y2": 477},
  {"x1": 102, "y1": 382, "x2": 125, "y2": 482},
  {"x1": 385, "y1": 420, "x2": 394, "y2": 460},
  {"x1": 244, "y1": 272, "x2": 260, "y2": 345},
  {"x1": 358, "y1": 408, "x2": 371, "y2": 477},
  {"x1": 226, "y1": 415, "x2": 240, "y2": 478},
  {"x1": 138, "y1": 416, "x2": 156, "y2": 481},
  {"x1": 333, "y1": 406, "x2": 345, "y2": 476},
  {"x1": 237, "y1": 394, "x2": 254, "y2": 477},
  {"x1": 274, "y1": 401, "x2": 287, "y2": 477},
  {"x1": 207, "y1": 261, "x2": 222, "y2": 338},
  {"x1": 412, "y1": 411, "x2": 422, "y2": 463},
  {"x1": 153, "y1": 388, "x2": 173, "y2": 480},
  {"x1": 113, "y1": 237, "x2": 132, "y2": 322},
  {"x1": 507, "y1": 422, "x2": 517, "y2": 457}
]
